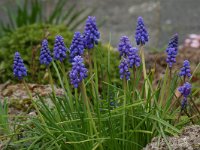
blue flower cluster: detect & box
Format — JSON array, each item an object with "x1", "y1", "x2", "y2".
[
  {"x1": 128, "y1": 47, "x2": 141, "y2": 68},
  {"x1": 13, "y1": 52, "x2": 27, "y2": 79},
  {"x1": 119, "y1": 58, "x2": 130, "y2": 80},
  {"x1": 117, "y1": 35, "x2": 141, "y2": 80},
  {"x1": 178, "y1": 82, "x2": 192, "y2": 98},
  {"x1": 166, "y1": 34, "x2": 178, "y2": 68},
  {"x1": 167, "y1": 33, "x2": 178, "y2": 55},
  {"x1": 135, "y1": 16, "x2": 149, "y2": 45},
  {"x1": 118, "y1": 36, "x2": 132, "y2": 57},
  {"x1": 40, "y1": 39, "x2": 52, "y2": 66},
  {"x1": 69, "y1": 32, "x2": 85, "y2": 62},
  {"x1": 84, "y1": 16, "x2": 100, "y2": 50},
  {"x1": 178, "y1": 82, "x2": 192, "y2": 110},
  {"x1": 69, "y1": 56, "x2": 88, "y2": 88},
  {"x1": 179, "y1": 60, "x2": 191, "y2": 78},
  {"x1": 53, "y1": 35, "x2": 67, "y2": 62},
  {"x1": 166, "y1": 48, "x2": 177, "y2": 68}
]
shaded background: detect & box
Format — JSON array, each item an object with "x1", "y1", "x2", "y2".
[{"x1": 0, "y1": 0, "x2": 200, "y2": 48}]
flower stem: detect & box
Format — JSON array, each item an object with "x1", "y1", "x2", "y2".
[
  {"x1": 132, "y1": 66, "x2": 136, "y2": 100},
  {"x1": 140, "y1": 45, "x2": 148, "y2": 98},
  {"x1": 122, "y1": 78, "x2": 127, "y2": 148}
]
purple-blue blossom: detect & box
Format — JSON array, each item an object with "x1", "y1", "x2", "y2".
[
  {"x1": 119, "y1": 58, "x2": 130, "y2": 80},
  {"x1": 69, "y1": 56, "x2": 88, "y2": 88},
  {"x1": 69, "y1": 32, "x2": 85, "y2": 62},
  {"x1": 178, "y1": 82, "x2": 192, "y2": 98},
  {"x1": 128, "y1": 47, "x2": 141, "y2": 68},
  {"x1": 135, "y1": 16, "x2": 149, "y2": 45},
  {"x1": 166, "y1": 47, "x2": 177, "y2": 68},
  {"x1": 179, "y1": 60, "x2": 191, "y2": 78},
  {"x1": 167, "y1": 33, "x2": 178, "y2": 55},
  {"x1": 13, "y1": 52, "x2": 27, "y2": 79},
  {"x1": 83, "y1": 16, "x2": 100, "y2": 49},
  {"x1": 166, "y1": 34, "x2": 179, "y2": 68},
  {"x1": 53, "y1": 35, "x2": 67, "y2": 62},
  {"x1": 40, "y1": 39, "x2": 52, "y2": 66},
  {"x1": 118, "y1": 36, "x2": 132, "y2": 57}
]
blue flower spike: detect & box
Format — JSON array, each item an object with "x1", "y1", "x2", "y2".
[
  {"x1": 53, "y1": 35, "x2": 67, "y2": 62},
  {"x1": 178, "y1": 82, "x2": 192, "y2": 110},
  {"x1": 69, "y1": 56, "x2": 88, "y2": 88},
  {"x1": 178, "y1": 82, "x2": 192, "y2": 98},
  {"x1": 40, "y1": 39, "x2": 52, "y2": 66},
  {"x1": 118, "y1": 36, "x2": 132, "y2": 57},
  {"x1": 128, "y1": 47, "x2": 141, "y2": 68},
  {"x1": 179, "y1": 60, "x2": 191, "y2": 78},
  {"x1": 119, "y1": 58, "x2": 130, "y2": 80},
  {"x1": 135, "y1": 16, "x2": 149, "y2": 45},
  {"x1": 69, "y1": 32, "x2": 85, "y2": 62},
  {"x1": 167, "y1": 33, "x2": 178, "y2": 55},
  {"x1": 13, "y1": 52, "x2": 27, "y2": 80},
  {"x1": 84, "y1": 16, "x2": 100, "y2": 50},
  {"x1": 166, "y1": 34, "x2": 179, "y2": 68}
]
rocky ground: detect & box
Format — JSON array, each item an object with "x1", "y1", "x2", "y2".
[{"x1": 144, "y1": 125, "x2": 200, "y2": 150}]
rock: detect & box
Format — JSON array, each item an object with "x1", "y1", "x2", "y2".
[{"x1": 144, "y1": 125, "x2": 200, "y2": 150}]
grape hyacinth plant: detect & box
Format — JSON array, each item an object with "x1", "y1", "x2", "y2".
[
  {"x1": 179, "y1": 60, "x2": 192, "y2": 79},
  {"x1": 69, "y1": 56, "x2": 88, "y2": 88},
  {"x1": 53, "y1": 35, "x2": 67, "y2": 62},
  {"x1": 83, "y1": 16, "x2": 100, "y2": 50},
  {"x1": 135, "y1": 16, "x2": 149, "y2": 46},
  {"x1": 13, "y1": 52, "x2": 27, "y2": 80},
  {"x1": 69, "y1": 32, "x2": 85, "y2": 62},
  {"x1": 40, "y1": 39, "x2": 52, "y2": 66},
  {"x1": 118, "y1": 36, "x2": 132, "y2": 57},
  {"x1": 7, "y1": 15, "x2": 200, "y2": 150},
  {"x1": 135, "y1": 16, "x2": 149, "y2": 97}
]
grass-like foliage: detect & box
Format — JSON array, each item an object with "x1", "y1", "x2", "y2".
[
  {"x1": 4, "y1": 44, "x2": 199, "y2": 150},
  {"x1": 1, "y1": 16, "x2": 199, "y2": 150}
]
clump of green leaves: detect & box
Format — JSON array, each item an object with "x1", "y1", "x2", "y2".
[{"x1": 2, "y1": 43, "x2": 199, "y2": 149}]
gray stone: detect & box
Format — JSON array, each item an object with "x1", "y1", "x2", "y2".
[{"x1": 144, "y1": 125, "x2": 200, "y2": 150}]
